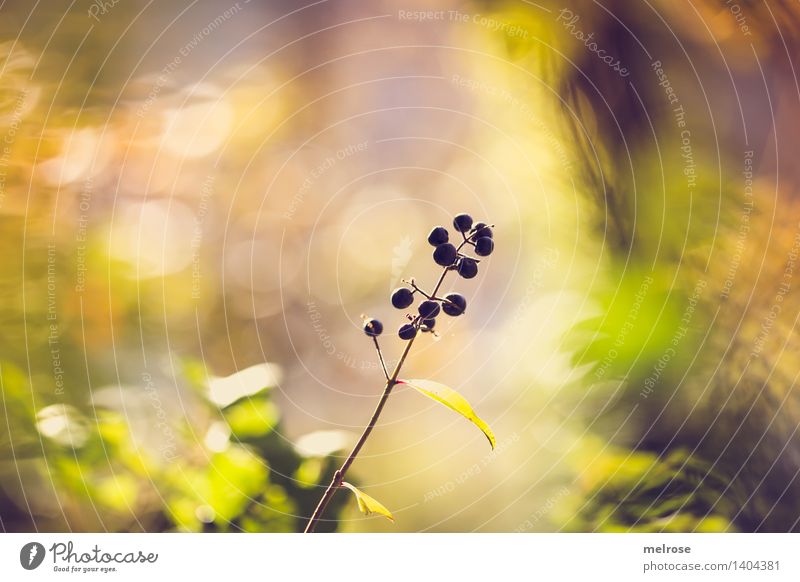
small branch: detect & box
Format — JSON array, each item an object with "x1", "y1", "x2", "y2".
[
  {"x1": 404, "y1": 279, "x2": 433, "y2": 299},
  {"x1": 303, "y1": 237, "x2": 470, "y2": 533},
  {"x1": 304, "y1": 341, "x2": 413, "y2": 533},
  {"x1": 467, "y1": 224, "x2": 494, "y2": 242},
  {"x1": 373, "y1": 337, "x2": 390, "y2": 381}
]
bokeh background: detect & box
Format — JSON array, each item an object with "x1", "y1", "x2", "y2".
[{"x1": 2, "y1": 0, "x2": 800, "y2": 532}]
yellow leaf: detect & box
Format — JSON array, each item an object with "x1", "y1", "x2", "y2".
[
  {"x1": 399, "y1": 379, "x2": 496, "y2": 449},
  {"x1": 341, "y1": 482, "x2": 394, "y2": 523}
]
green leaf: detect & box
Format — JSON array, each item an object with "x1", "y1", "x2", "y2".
[
  {"x1": 341, "y1": 482, "x2": 394, "y2": 522},
  {"x1": 399, "y1": 379, "x2": 496, "y2": 449},
  {"x1": 224, "y1": 397, "x2": 279, "y2": 437}
]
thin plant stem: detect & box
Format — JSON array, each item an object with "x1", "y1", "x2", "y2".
[
  {"x1": 303, "y1": 240, "x2": 468, "y2": 533},
  {"x1": 405, "y1": 279, "x2": 433, "y2": 299},
  {"x1": 373, "y1": 337, "x2": 390, "y2": 381}
]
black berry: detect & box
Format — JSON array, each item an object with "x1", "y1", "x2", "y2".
[
  {"x1": 363, "y1": 318, "x2": 383, "y2": 337},
  {"x1": 475, "y1": 237, "x2": 494, "y2": 257},
  {"x1": 472, "y1": 223, "x2": 493, "y2": 239},
  {"x1": 433, "y1": 243, "x2": 457, "y2": 266},
  {"x1": 418, "y1": 300, "x2": 441, "y2": 318},
  {"x1": 421, "y1": 317, "x2": 436, "y2": 331},
  {"x1": 453, "y1": 213, "x2": 473, "y2": 233},
  {"x1": 398, "y1": 323, "x2": 417, "y2": 340},
  {"x1": 391, "y1": 287, "x2": 415, "y2": 309},
  {"x1": 427, "y1": 226, "x2": 449, "y2": 246},
  {"x1": 457, "y1": 257, "x2": 478, "y2": 279},
  {"x1": 442, "y1": 293, "x2": 467, "y2": 316}
]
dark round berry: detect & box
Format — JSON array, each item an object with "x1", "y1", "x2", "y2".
[
  {"x1": 433, "y1": 243, "x2": 457, "y2": 266},
  {"x1": 391, "y1": 287, "x2": 415, "y2": 309},
  {"x1": 475, "y1": 237, "x2": 494, "y2": 257},
  {"x1": 453, "y1": 213, "x2": 473, "y2": 233},
  {"x1": 363, "y1": 318, "x2": 383, "y2": 337},
  {"x1": 418, "y1": 300, "x2": 441, "y2": 319},
  {"x1": 421, "y1": 317, "x2": 436, "y2": 330},
  {"x1": 457, "y1": 257, "x2": 478, "y2": 279},
  {"x1": 472, "y1": 222, "x2": 493, "y2": 239},
  {"x1": 427, "y1": 226, "x2": 449, "y2": 246},
  {"x1": 398, "y1": 323, "x2": 417, "y2": 340},
  {"x1": 442, "y1": 293, "x2": 467, "y2": 316}
]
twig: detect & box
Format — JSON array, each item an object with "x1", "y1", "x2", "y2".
[
  {"x1": 303, "y1": 240, "x2": 468, "y2": 532},
  {"x1": 373, "y1": 337, "x2": 390, "y2": 381}
]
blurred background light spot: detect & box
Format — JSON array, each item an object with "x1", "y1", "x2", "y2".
[
  {"x1": 225, "y1": 238, "x2": 301, "y2": 293},
  {"x1": 109, "y1": 199, "x2": 196, "y2": 278},
  {"x1": 160, "y1": 84, "x2": 233, "y2": 158},
  {"x1": 207, "y1": 363, "x2": 281, "y2": 408},
  {"x1": 195, "y1": 504, "x2": 215, "y2": 524},
  {"x1": 204, "y1": 421, "x2": 231, "y2": 452},
  {"x1": 38, "y1": 127, "x2": 112, "y2": 186},
  {"x1": 0, "y1": 42, "x2": 40, "y2": 125},
  {"x1": 294, "y1": 429, "x2": 355, "y2": 458},
  {"x1": 35, "y1": 404, "x2": 89, "y2": 448}
]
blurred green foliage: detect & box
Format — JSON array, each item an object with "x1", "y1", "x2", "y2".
[
  {"x1": 0, "y1": 351, "x2": 347, "y2": 532},
  {"x1": 0, "y1": 362, "x2": 346, "y2": 532},
  {"x1": 562, "y1": 439, "x2": 735, "y2": 532},
  {"x1": 0, "y1": 223, "x2": 345, "y2": 531}
]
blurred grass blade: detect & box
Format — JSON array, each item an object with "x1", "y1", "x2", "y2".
[
  {"x1": 399, "y1": 379, "x2": 496, "y2": 449},
  {"x1": 341, "y1": 482, "x2": 394, "y2": 522}
]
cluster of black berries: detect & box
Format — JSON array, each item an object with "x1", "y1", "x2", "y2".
[
  {"x1": 363, "y1": 213, "x2": 493, "y2": 341},
  {"x1": 428, "y1": 213, "x2": 494, "y2": 278}
]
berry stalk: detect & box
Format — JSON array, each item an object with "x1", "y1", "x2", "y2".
[
  {"x1": 304, "y1": 249, "x2": 457, "y2": 532},
  {"x1": 304, "y1": 214, "x2": 492, "y2": 532}
]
